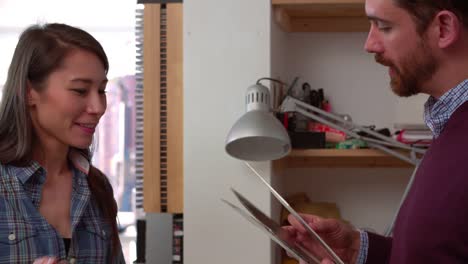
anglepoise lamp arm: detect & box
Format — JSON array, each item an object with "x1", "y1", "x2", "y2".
[{"x1": 280, "y1": 96, "x2": 425, "y2": 166}]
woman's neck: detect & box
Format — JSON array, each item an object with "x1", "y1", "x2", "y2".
[{"x1": 32, "y1": 141, "x2": 70, "y2": 178}]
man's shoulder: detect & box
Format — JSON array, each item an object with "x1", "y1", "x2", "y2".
[
  {"x1": 440, "y1": 101, "x2": 468, "y2": 137},
  {"x1": 422, "y1": 101, "x2": 468, "y2": 172},
  {"x1": 448, "y1": 100, "x2": 468, "y2": 122}
]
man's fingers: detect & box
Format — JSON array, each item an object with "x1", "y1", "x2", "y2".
[
  {"x1": 281, "y1": 226, "x2": 298, "y2": 242},
  {"x1": 299, "y1": 213, "x2": 322, "y2": 223},
  {"x1": 288, "y1": 214, "x2": 323, "y2": 233},
  {"x1": 311, "y1": 218, "x2": 339, "y2": 234},
  {"x1": 282, "y1": 225, "x2": 296, "y2": 234},
  {"x1": 321, "y1": 258, "x2": 335, "y2": 264}
]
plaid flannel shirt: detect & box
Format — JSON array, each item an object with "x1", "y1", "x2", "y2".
[{"x1": 0, "y1": 150, "x2": 125, "y2": 263}]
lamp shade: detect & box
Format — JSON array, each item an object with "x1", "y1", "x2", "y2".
[{"x1": 225, "y1": 84, "x2": 291, "y2": 161}]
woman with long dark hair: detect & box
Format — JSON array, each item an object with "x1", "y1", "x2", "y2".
[{"x1": 0, "y1": 23, "x2": 124, "y2": 263}]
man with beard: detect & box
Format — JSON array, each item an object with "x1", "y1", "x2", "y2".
[{"x1": 283, "y1": 0, "x2": 468, "y2": 263}]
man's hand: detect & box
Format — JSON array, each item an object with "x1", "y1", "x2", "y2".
[{"x1": 283, "y1": 214, "x2": 361, "y2": 264}]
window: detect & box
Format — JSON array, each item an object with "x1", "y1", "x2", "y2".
[{"x1": 94, "y1": 75, "x2": 136, "y2": 213}]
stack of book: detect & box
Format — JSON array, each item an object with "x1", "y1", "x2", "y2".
[{"x1": 393, "y1": 123, "x2": 433, "y2": 147}]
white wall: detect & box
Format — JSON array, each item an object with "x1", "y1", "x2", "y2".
[
  {"x1": 184, "y1": 0, "x2": 275, "y2": 263},
  {"x1": 284, "y1": 33, "x2": 395, "y2": 129},
  {"x1": 282, "y1": 32, "x2": 428, "y2": 129},
  {"x1": 395, "y1": 94, "x2": 428, "y2": 125}
]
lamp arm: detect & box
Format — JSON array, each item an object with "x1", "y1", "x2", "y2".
[
  {"x1": 367, "y1": 142, "x2": 418, "y2": 166},
  {"x1": 360, "y1": 136, "x2": 423, "y2": 153},
  {"x1": 256, "y1": 77, "x2": 289, "y2": 87},
  {"x1": 280, "y1": 96, "x2": 425, "y2": 165},
  {"x1": 283, "y1": 97, "x2": 422, "y2": 151},
  {"x1": 294, "y1": 107, "x2": 362, "y2": 140}
]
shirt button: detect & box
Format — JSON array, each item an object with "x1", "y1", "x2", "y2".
[
  {"x1": 69, "y1": 257, "x2": 77, "y2": 264},
  {"x1": 8, "y1": 233, "x2": 16, "y2": 241}
]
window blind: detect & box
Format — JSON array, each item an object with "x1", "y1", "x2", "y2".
[{"x1": 135, "y1": 5, "x2": 144, "y2": 209}]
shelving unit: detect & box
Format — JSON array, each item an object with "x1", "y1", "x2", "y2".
[
  {"x1": 142, "y1": 3, "x2": 184, "y2": 264},
  {"x1": 273, "y1": 149, "x2": 416, "y2": 169},
  {"x1": 272, "y1": 0, "x2": 369, "y2": 32}
]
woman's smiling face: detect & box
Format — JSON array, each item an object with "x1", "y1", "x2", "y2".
[{"x1": 28, "y1": 48, "x2": 108, "y2": 149}]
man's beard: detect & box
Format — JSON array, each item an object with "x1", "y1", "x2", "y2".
[{"x1": 375, "y1": 39, "x2": 438, "y2": 97}]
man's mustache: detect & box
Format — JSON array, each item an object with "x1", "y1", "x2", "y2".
[{"x1": 375, "y1": 54, "x2": 392, "y2": 67}]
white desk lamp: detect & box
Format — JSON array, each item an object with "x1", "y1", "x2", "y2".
[{"x1": 225, "y1": 79, "x2": 291, "y2": 161}]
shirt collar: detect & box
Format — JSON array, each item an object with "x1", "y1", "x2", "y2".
[
  {"x1": 424, "y1": 79, "x2": 468, "y2": 137},
  {"x1": 9, "y1": 148, "x2": 90, "y2": 184},
  {"x1": 9, "y1": 161, "x2": 42, "y2": 185}
]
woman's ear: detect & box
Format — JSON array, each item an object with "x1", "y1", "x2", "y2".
[
  {"x1": 26, "y1": 81, "x2": 39, "y2": 106},
  {"x1": 434, "y1": 10, "x2": 461, "y2": 48}
]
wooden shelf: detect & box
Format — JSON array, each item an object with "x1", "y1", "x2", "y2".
[
  {"x1": 273, "y1": 149, "x2": 415, "y2": 168},
  {"x1": 272, "y1": 0, "x2": 369, "y2": 32}
]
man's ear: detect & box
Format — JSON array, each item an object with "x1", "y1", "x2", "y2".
[{"x1": 434, "y1": 10, "x2": 461, "y2": 48}]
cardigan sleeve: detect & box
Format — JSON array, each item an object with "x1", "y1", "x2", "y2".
[{"x1": 365, "y1": 232, "x2": 393, "y2": 264}]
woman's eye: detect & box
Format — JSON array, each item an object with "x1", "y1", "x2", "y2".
[{"x1": 99, "y1": 89, "x2": 107, "y2": 95}]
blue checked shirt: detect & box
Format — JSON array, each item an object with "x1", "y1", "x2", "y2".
[
  {"x1": 424, "y1": 79, "x2": 468, "y2": 137},
  {"x1": 0, "y1": 151, "x2": 125, "y2": 263},
  {"x1": 356, "y1": 79, "x2": 468, "y2": 264}
]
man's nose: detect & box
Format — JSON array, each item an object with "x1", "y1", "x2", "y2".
[{"x1": 364, "y1": 26, "x2": 383, "y2": 54}]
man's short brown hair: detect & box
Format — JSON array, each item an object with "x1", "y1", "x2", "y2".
[{"x1": 394, "y1": 0, "x2": 468, "y2": 34}]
